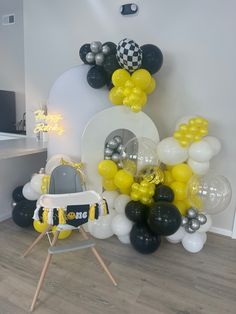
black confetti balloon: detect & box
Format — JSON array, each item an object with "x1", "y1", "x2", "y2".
[
  {"x1": 79, "y1": 43, "x2": 91, "y2": 64},
  {"x1": 141, "y1": 44, "x2": 163, "y2": 74},
  {"x1": 12, "y1": 186, "x2": 25, "y2": 202},
  {"x1": 87, "y1": 66, "x2": 108, "y2": 88},
  {"x1": 130, "y1": 223, "x2": 161, "y2": 254},
  {"x1": 154, "y1": 184, "x2": 174, "y2": 203},
  {"x1": 12, "y1": 200, "x2": 37, "y2": 228},
  {"x1": 148, "y1": 201, "x2": 181, "y2": 236},
  {"x1": 125, "y1": 201, "x2": 148, "y2": 223}
]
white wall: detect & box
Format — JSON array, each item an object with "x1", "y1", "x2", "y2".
[
  {"x1": 23, "y1": 0, "x2": 236, "y2": 235},
  {"x1": 0, "y1": 0, "x2": 25, "y2": 125}
]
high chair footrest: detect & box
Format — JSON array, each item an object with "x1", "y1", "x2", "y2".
[{"x1": 48, "y1": 240, "x2": 95, "y2": 254}]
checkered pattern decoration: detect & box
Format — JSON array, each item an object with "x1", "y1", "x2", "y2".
[{"x1": 116, "y1": 38, "x2": 142, "y2": 73}]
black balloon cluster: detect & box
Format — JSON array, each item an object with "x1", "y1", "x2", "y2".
[
  {"x1": 181, "y1": 208, "x2": 207, "y2": 233},
  {"x1": 125, "y1": 184, "x2": 181, "y2": 254},
  {"x1": 104, "y1": 135, "x2": 124, "y2": 166},
  {"x1": 11, "y1": 186, "x2": 36, "y2": 228},
  {"x1": 79, "y1": 38, "x2": 163, "y2": 89}
]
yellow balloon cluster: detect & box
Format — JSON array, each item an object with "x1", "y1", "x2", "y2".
[
  {"x1": 98, "y1": 160, "x2": 134, "y2": 194},
  {"x1": 109, "y1": 68, "x2": 156, "y2": 113},
  {"x1": 41, "y1": 175, "x2": 50, "y2": 194},
  {"x1": 164, "y1": 163, "x2": 193, "y2": 216},
  {"x1": 130, "y1": 180, "x2": 155, "y2": 205},
  {"x1": 174, "y1": 116, "x2": 208, "y2": 147}
]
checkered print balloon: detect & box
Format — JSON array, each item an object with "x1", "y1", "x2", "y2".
[{"x1": 116, "y1": 38, "x2": 142, "y2": 73}]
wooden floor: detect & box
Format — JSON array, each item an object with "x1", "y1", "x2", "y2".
[{"x1": 0, "y1": 219, "x2": 236, "y2": 314}]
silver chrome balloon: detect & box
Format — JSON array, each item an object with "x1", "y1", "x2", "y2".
[
  {"x1": 85, "y1": 52, "x2": 95, "y2": 63},
  {"x1": 95, "y1": 53, "x2": 105, "y2": 65},
  {"x1": 107, "y1": 139, "x2": 118, "y2": 149},
  {"x1": 117, "y1": 144, "x2": 124, "y2": 153},
  {"x1": 181, "y1": 216, "x2": 189, "y2": 227},
  {"x1": 104, "y1": 156, "x2": 111, "y2": 160},
  {"x1": 185, "y1": 225, "x2": 195, "y2": 234},
  {"x1": 104, "y1": 147, "x2": 114, "y2": 157},
  {"x1": 113, "y1": 136, "x2": 122, "y2": 144},
  {"x1": 111, "y1": 153, "x2": 121, "y2": 163},
  {"x1": 117, "y1": 161, "x2": 123, "y2": 168},
  {"x1": 197, "y1": 213, "x2": 207, "y2": 225},
  {"x1": 102, "y1": 45, "x2": 110, "y2": 55},
  {"x1": 90, "y1": 41, "x2": 102, "y2": 53},
  {"x1": 187, "y1": 208, "x2": 198, "y2": 219},
  {"x1": 189, "y1": 219, "x2": 200, "y2": 231}
]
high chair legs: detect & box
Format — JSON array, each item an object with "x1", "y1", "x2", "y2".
[
  {"x1": 80, "y1": 228, "x2": 118, "y2": 287},
  {"x1": 30, "y1": 230, "x2": 60, "y2": 312},
  {"x1": 22, "y1": 224, "x2": 52, "y2": 258}
]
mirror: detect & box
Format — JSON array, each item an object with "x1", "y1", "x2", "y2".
[{"x1": 0, "y1": 0, "x2": 26, "y2": 135}]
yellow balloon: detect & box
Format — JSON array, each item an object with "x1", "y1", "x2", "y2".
[
  {"x1": 131, "y1": 191, "x2": 141, "y2": 201},
  {"x1": 131, "y1": 69, "x2": 152, "y2": 90},
  {"x1": 98, "y1": 160, "x2": 118, "y2": 179},
  {"x1": 109, "y1": 87, "x2": 124, "y2": 105},
  {"x1": 125, "y1": 79, "x2": 135, "y2": 88},
  {"x1": 112, "y1": 69, "x2": 130, "y2": 87},
  {"x1": 145, "y1": 77, "x2": 156, "y2": 94},
  {"x1": 132, "y1": 182, "x2": 140, "y2": 191},
  {"x1": 131, "y1": 104, "x2": 142, "y2": 113},
  {"x1": 140, "y1": 196, "x2": 152, "y2": 205},
  {"x1": 114, "y1": 169, "x2": 134, "y2": 190},
  {"x1": 102, "y1": 178, "x2": 117, "y2": 191},
  {"x1": 164, "y1": 170, "x2": 173, "y2": 186},
  {"x1": 119, "y1": 187, "x2": 131, "y2": 195},
  {"x1": 52, "y1": 226, "x2": 72, "y2": 240},
  {"x1": 171, "y1": 164, "x2": 192, "y2": 183},
  {"x1": 33, "y1": 219, "x2": 48, "y2": 233},
  {"x1": 172, "y1": 200, "x2": 188, "y2": 216},
  {"x1": 170, "y1": 181, "x2": 187, "y2": 201}
]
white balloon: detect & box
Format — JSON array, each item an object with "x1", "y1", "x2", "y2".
[
  {"x1": 88, "y1": 209, "x2": 116, "y2": 239},
  {"x1": 117, "y1": 234, "x2": 131, "y2": 244},
  {"x1": 102, "y1": 191, "x2": 120, "y2": 210},
  {"x1": 166, "y1": 227, "x2": 186, "y2": 244},
  {"x1": 198, "y1": 214, "x2": 212, "y2": 233},
  {"x1": 22, "y1": 182, "x2": 41, "y2": 201},
  {"x1": 199, "y1": 232, "x2": 207, "y2": 244},
  {"x1": 175, "y1": 115, "x2": 195, "y2": 130},
  {"x1": 203, "y1": 136, "x2": 221, "y2": 156},
  {"x1": 157, "y1": 137, "x2": 188, "y2": 165},
  {"x1": 45, "y1": 154, "x2": 72, "y2": 174},
  {"x1": 188, "y1": 141, "x2": 213, "y2": 162},
  {"x1": 30, "y1": 174, "x2": 44, "y2": 194},
  {"x1": 187, "y1": 158, "x2": 209, "y2": 175},
  {"x1": 114, "y1": 194, "x2": 131, "y2": 214},
  {"x1": 182, "y1": 232, "x2": 204, "y2": 253},
  {"x1": 111, "y1": 214, "x2": 133, "y2": 236}
]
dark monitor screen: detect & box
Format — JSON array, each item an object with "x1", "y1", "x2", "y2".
[{"x1": 0, "y1": 90, "x2": 16, "y2": 133}]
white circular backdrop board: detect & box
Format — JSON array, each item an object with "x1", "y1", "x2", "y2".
[
  {"x1": 47, "y1": 64, "x2": 111, "y2": 160},
  {"x1": 81, "y1": 106, "x2": 159, "y2": 193}
]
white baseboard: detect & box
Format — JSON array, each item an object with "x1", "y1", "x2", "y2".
[
  {"x1": 0, "y1": 212, "x2": 11, "y2": 222},
  {"x1": 209, "y1": 226, "x2": 233, "y2": 238}
]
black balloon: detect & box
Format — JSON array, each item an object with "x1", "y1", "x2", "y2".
[
  {"x1": 154, "y1": 184, "x2": 174, "y2": 203},
  {"x1": 141, "y1": 44, "x2": 163, "y2": 74},
  {"x1": 12, "y1": 186, "x2": 25, "y2": 202},
  {"x1": 130, "y1": 223, "x2": 161, "y2": 254},
  {"x1": 103, "y1": 42, "x2": 117, "y2": 55},
  {"x1": 125, "y1": 201, "x2": 148, "y2": 223},
  {"x1": 12, "y1": 200, "x2": 37, "y2": 228},
  {"x1": 103, "y1": 54, "x2": 120, "y2": 75},
  {"x1": 79, "y1": 43, "x2": 91, "y2": 64},
  {"x1": 148, "y1": 201, "x2": 181, "y2": 236},
  {"x1": 87, "y1": 66, "x2": 108, "y2": 88}
]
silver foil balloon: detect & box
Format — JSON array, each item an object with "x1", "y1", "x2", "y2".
[
  {"x1": 107, "y1": 139, "x2": 118, "y2": 149},
  {"x1": 189, "y1": 219, "x2": 200, "y2": 231},
  {"x1": 104, "y1": 147, "x2": 114, "y2": 157},
  {"x1": 11, "y1": 201, "x2": 17, "y2": 208},
  {"x1": 104, "y1": 156, "x2": 111, "y2": 160},
  {"x1": 111, "y1": 153, "x2": 121, "y2": 163},
  {"x1": 86, "y1": 52, "x2": 95, "y2": 63},
  {"x1": 113, "y1": 136, "x2": 122, "y2": 145},
  {"x1": 197, "y1": 213, "x2": 207, "y2": 225},
  {"x1": 102, "y1": 45, "x2": 110, "y2": 55},
  {"x1": 95, "y1": 53, "x2": 105, "y2": 65},
  {"x1": 181, "y1": 216, "x2": 189, "y2": 227},
  {"x1": 187, "y1": 208, "x2": 198, "y2": 219},
  {"x1": 90, "y1": 41, "x2": 102, "y2": 53},
  {"x1": 117, "y1": 144, "x2": 124, "y2": 153},
  {"x1": 185, "y1": 225, "x2": 195, "y2": 234},
  {"x1": 117, "y1": 161, "x2": 123, "y2": 168}
]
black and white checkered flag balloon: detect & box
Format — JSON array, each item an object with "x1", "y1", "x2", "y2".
[{"x1": 116, "y1": 38, "x2": 142, "y2": 73}]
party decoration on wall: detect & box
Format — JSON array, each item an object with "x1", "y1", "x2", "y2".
[
  {"x1": 34, "y1": 109, "x2": 64, "y2": 135},
  {"x1": 116, "y1": 38, "x2": 142, "y2": 72},
  {"x1": 104, "y1": 135, "x2": 124, "y2": 165}
]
